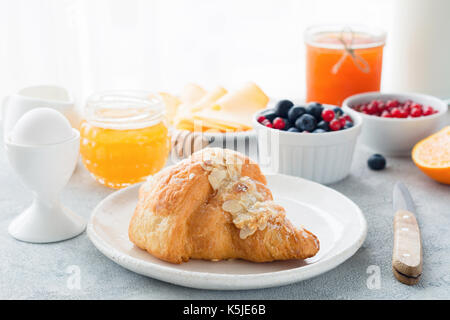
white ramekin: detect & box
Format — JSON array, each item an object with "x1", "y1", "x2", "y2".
[
  {"x1": 342, "y1": 92, "x2": 448, "y2": 156},
  {"x1": 253, "y1": 105, "x2": 362, "y2": 185}
]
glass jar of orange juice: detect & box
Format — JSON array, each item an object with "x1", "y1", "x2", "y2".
[
  {"x1": 305, "y1": 25, "x2": 386, "y2": 106},
  {"x1": 80, "y1": 91, "x2": 170, "y2": 189}
]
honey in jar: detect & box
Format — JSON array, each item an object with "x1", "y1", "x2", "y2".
[
  {"x1": 80, "y1": 91, "x2": 170, "y2": 189},
  {"x1": 305, "y1": 25, "x2": 386, "y2": 106}
]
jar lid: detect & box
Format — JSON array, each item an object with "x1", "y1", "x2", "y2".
[
  {"x1": 305, "y1": 24, "x2": 386, "y2": 50},
  {"x1": 85, "y1": 91, "x2": 164, "y2": 130}
]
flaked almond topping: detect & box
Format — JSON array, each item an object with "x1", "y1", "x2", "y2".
[
  {"x1": 222, "y1": 199, "x2": 243, "y2": 214},
  {"x1": 208, "y1": 167, "x2": 227, "y2": 190},
  {"x1": 234, "y1": 182, "x2": 248, "y2": 193},
  {"x1": 198, "y1": 149, "x2": 282, "y2": 239}
]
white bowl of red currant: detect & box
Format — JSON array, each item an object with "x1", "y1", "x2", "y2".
[
  {"x1": 342, "y1": 92, "x2": 448, "y2": 156},
  {"x1": 253, "y1": 100, "x2": 362, "y2": 185}
]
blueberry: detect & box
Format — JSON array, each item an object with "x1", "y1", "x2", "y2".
[
  {"x1": 295, "y1": 114, "x2": 317, "y2": 132},
  {"x1": 274, "y1": 100, "x2": 294, "y2": 118},
  {"x1": 282, "y1": 118, "x2": 292, "y2": 130},
  {"x1": 306, "y1": 102, "x2": 324, "y2": 121},
  {"x1": 368, "y1": 154, "x2": 386, "y2": 171},
  {"x1": 317, "y1": 120, "x2": 330, "y2": 131},
  {"x1": 333, "y1": 107, "x2": 343, "y2": 117},
  {"x1": 343, "y1": 121, "x2": 354, "y2": 129},
  {"x1": 288, "y1": 105, "x2": 307, "y2": 123},
  {"x1": 313, "y1": 129, "x2": 326, "y2": 133},
  {"x1": 261, "y1": 109, "x2": 277, "y2": 122},
  {"x1": 287, "y1": 127, "x2": 300, "y2": 133}
]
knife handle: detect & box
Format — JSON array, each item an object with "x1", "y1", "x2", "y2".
[{"x1": 392, "y1": 210, "x2": 422, "y2": 285}]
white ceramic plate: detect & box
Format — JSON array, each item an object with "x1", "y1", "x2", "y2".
[{"x1": 87, "y1": 173, "x2": 366, "y2": 290}]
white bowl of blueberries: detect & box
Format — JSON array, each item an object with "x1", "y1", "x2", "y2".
[{"x1": 253, "y1": 100, "x2": 362, "y2": 184}]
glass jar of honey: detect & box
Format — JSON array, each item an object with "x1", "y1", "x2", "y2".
[
  {"x1": 305, "y1": 25, "x2": 386, "y2": 106},
  {"x1": 80, "y1": 91, "x2": 170, "y2": 189}
]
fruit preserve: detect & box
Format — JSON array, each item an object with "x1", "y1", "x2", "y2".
[
  {"x1": 305, "y1": 25, "x2": 386, "y2": 106},
  {"x1": 80, "y1": 91, "x2": 170, "y2": 189}
]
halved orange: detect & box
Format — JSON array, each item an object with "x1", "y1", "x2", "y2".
[{"x1": 412, "y1": 126, "x2": 450, "y2": 185}]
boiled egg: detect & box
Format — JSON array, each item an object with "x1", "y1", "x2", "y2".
[{"x1": 10, "y1": 108, "x2": 74, "y2": 145}]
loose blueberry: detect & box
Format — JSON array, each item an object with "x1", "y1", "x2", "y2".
[
  {"x1": 274, "y1": 100, "x2": 294, "y2": 118},
  {"x1": 368, "y1": 154, "x2": 386, "y2": 171},
  {"x1": 306, "y1": 102, "x2": 324, "y2": 121},
  {"x1": 317, "y1": 121, "x2": 330, "y2": 131},
  {"x1": 260, "y1": 109, "x2": 277, "y2": 122},
  {"x1": 288, "y1": 106, "x2": 307, "y2": 123},
  {"x1": 313, "y1": 129, "x2": 326, "y2": 133},
  {"x1": 287, "y1": 127, "x2": 300, "y2": 132},
  {"x1": 295, "y1": 114, "x2": 317, "y2": 132},
  {"x1": 333, "y1": 107, "x2": 344, "y2": 117}
]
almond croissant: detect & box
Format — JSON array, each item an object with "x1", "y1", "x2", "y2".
[{"x1": 129, "y1": 148, "x2": 319, "y2": 264}]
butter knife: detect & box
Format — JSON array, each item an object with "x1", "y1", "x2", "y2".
[{"x1": 392, "y1": 182, "x2": 423, "y2": 285}]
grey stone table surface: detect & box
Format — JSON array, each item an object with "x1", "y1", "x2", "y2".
[{"x1": 1, "y1": 122, "x2": 449, "y2": 300}]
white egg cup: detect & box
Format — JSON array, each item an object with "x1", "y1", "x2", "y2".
[{"x1": 5, "y1": 129, "x2": 86, "y2": 243}]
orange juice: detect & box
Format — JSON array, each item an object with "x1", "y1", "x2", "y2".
[
  {"x1": 305, "y1": 25, "x2": 386, "y2": 106},
  {"x1": 80, "y1": 92, "x2": 170, "y2": 189}
]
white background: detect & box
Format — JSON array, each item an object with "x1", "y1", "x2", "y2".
[{"x1": 0, "y1": 0, "x2": 396, "y2": 110}]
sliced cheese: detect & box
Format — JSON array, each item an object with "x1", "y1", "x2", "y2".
[
  {"x1": 190, "y1": 86, "x2": 228, "y2": 113},
  {"x1": 176, "y1": 115, "x2": 242, "y2": 132},
  {"x1": 174, "y1": 82, "x2": 269, "y2": 133},
  {"x1": 194, "y1": 82, "x2": 269, "y2": 129},
  {"x1": 179, "y1": 83, "x2": 206, "y2": 104},
  {"x1": 175, "y1": 86, "x2": 227, "y2": 127},
  {"x1": 176, "y1": 86, "x2": 227, "y2": 118},
  {"x1": 193, "y1": 109, "x2": 252, "y2": 131},
  {"x1": 211, "y1": 82, "x2": 269, "y2": 116}
]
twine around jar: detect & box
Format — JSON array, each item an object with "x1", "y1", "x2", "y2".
[{"x1": 331, "y1": 27, "x2": 371, "y2": 74}]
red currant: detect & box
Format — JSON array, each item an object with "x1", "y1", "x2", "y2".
[
  {"x1": 257, "y1": 115, "x2": 266, "y2": 123},
  {"x1": 321, "y1": 109, "x2": 335, "y2": 122},
  {"x1": 410, "y1": 107, "x2": 422, "y2": 117},
  {"x1": 339, "y1": 117, "x2": 347, "y2": 127},
  {"x1": 342, "y1": 114, "x2": 353, "y2": 122},
  {"x1": 386, "y1": 99, "x2": 399, "y2": 109},
  {"x1": 381, "y1": 111, "x2": 391, "y2": 118},
  {"x1": 391, "y1": 108, "x2": 401, "y2": 118},
  {"x1": 329, "y1": 119, "x2": 342, "y2": 131},
  {"x1": 411, "y1": 103, "x2": 422, "y2": 110},
  {"x1": 367, "y1": 101, "x2": 378, "y2": 114},
  {"x1": 398, "y1": 109, "x2": 408, "y2": 118},
  {"x1": 403, "y1": 105, "x2": 411, "y2": 114},
  {"x1": 272, "y1": 117, "x2": 285, "y2": 130},
  {"x1": 422, "y1": 106, "x2": 434, "y2": 116},
  {"x1": 354, "y1": 104, "x2": 362, "y2": 111}
]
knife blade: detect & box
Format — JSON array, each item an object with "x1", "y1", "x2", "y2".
[
  {"x1": 393, "y1": 182, "x2": 416, "y2": 213},
  {"x1": 392, "y1": 182, "x2": 423, "y2": 285}
]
